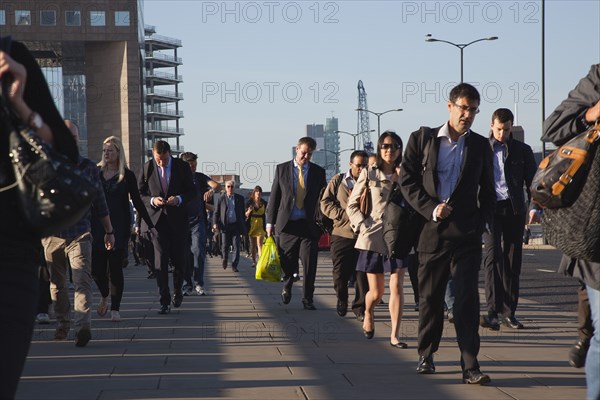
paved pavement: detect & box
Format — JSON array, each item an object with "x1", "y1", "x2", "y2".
[{"x1": 17, "y1": 246, "x2": 586, "y2": 399}]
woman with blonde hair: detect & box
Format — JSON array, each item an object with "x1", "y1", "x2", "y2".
[
  {"x1": 347, "y1": 131, "x2": 408, "y2": 348},
  {"x1": 245, "y1": 186, "x2": 267, "y2": 266},
  {"x1": 91, "y1": 136, "x2": 153, "y2": 321}
]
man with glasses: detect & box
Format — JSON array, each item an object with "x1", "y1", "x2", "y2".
[
  {"x1": 213, "y1": 180, "x2": 246, "y2": 272},
  {"x1": 321, "y1": 150, "x2": 369, "y2": 319},
  {"x1": 400, "y1": 83, "x2": 496, "y2": 384},
  {"x1": 267, "y1": 137, "x2": 327, "y2": 310}
]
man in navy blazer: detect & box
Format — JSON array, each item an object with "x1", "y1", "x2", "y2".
[
  {"x1": 266, "y1": 137, "x2": 327, "y2": 310},
  {"x1": 400, "y1": 83, "x2": 496, "y2": 385},
  {"x1": 139, "y1": 140, "x2": 196, "y2": 314},
  {"x1": 213, "y1": 180, "x2": 246, "y2": 272}
]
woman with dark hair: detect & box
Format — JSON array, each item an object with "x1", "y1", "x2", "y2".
[
  {"x1": 245, "y1": 185, "x2": 267, "y2": 266},
  {"x1": 92, "y1": 136, "x2": 154, "y2": 322},
  {"x1": 347, "y1": 131, "x2": 408, "y2": 348},
  {"x1": 0, "y1": 40, "x2": 79, "y2": 399}
]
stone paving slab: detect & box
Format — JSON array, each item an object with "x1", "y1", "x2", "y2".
[{"x1": 16, "y1": 250, "x2": 586, "y2": 399}]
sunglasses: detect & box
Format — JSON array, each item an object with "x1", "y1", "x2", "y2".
[{"x1": 381, "y1": 143, "x2": 401, "y2": 150}]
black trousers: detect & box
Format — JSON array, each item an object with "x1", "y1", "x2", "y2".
[
  {"x1": 153, "y1": 217, "x2": 188, "y2": 306},
  {"x1": 0, "y1": 240, "x2": 39, "y2": 399},
  {"x1": 483, "y1": 202, "x2": 526, "y2": 317},
  {"x1": 418, "y1": 236, "x2": 481, "y2": 371},
  {"x1": 577, "y1": 283, "x2": 594, "y2": 342},
  {"x1": 91, "y1": 248, "x2": 126, "y2": 311},
  {"x1": 330, "y1": 235, "x2": 362, "y2": 307},
  {"x1": 277, "y1": 220, "x2": 318, "y2": 304}
]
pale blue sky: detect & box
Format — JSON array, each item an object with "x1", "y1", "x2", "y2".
[{"x1": 143, "y1": 0, "x2": 600, "y2": 189}]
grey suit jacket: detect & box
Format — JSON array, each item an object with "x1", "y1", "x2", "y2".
[{"x1": 266, "y1": 160, "x2": 327, "y2": 239}]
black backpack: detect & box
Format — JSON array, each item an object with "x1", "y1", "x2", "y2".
[{"x1": 315, "y1": 173, "x2": 344, "y2": 234}]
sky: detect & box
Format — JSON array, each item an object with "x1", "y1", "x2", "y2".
[{"x1": 143, "y1": 0, "x2": 600, "y2": 189}]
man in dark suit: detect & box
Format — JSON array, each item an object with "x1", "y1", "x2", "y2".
[
  {"x1": 138, "y1": 141, "x2": 196, "y2": 314},
  {"x1": 480, "y1": 108, "x2": 538, "y2": 331},
  {"x1": 400, "y1": 83, "x2": 496, "y2": 384},
  {"x1": 266, "y1": 136, "x2": 327, "y2": 310},
  {"x1": 213, "y1": 180, "x2": 246, "y2": 272}
]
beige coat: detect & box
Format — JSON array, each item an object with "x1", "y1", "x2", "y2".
[
  {"x1": 347, "y1": 166, "x2": 397, "y2": 254},
  {"x1": 320, "y1": 173, "x2": 355, "y2": 239}
]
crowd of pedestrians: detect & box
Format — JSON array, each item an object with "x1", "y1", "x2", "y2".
[{"x1": 1, "y1": 40, "x2": 597, "y2": 399}]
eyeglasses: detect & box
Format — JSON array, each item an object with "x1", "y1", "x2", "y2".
[
  {"x1": 381, "y1": 143, "x2": 401, "y2": 150},
  {"x1": 352, "y1": 163, "x2": 368, "y2": 168},
  {"x1": 452, "y1": 102, "x2": 480, "y2": 114}
]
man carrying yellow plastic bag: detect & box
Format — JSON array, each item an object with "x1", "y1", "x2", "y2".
[{"x1": 255, "y1": 237, "x2": 282, "y2": 282}]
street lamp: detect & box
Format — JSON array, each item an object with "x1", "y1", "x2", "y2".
[
  {"x1": 335, "y1": 129, "x2": 375, "y2": 150},
  {"x1": 322, "y1": 148, "x2": 354, "y2": 173},
  {"x1": 425, "y1": 34, "x2": 498, "y2": 83},
  {"x1": 354, "y1": 108, "x2": 403, "y2": 137}
]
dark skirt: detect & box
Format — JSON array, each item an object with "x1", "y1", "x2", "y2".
[{"x1": 356, "y1": 250, "x2": 404, "y2": 274}]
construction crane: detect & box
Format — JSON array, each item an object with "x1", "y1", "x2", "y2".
[{"x1": 357, "y1": 80, "x2": 374, "y2": 154}]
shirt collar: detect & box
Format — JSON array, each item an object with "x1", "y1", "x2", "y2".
[{"x1": 438, "y1": 121, "x2": 470, "y2": 142}]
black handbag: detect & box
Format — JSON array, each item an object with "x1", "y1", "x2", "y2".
[
  {"x1": 0, "y1": 37, "x2": 98, "y2": 237},
  {"x1": 531, "y1": 123, "x2": 599, "y2": 208},
  {"x1": 382, "y1": 182, "x2": 425, "y2": 259}
]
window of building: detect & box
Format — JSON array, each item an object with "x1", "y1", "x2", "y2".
[
  {"x1": 0, "y1": 10, "x2": 6, "y2": 25},
  {"x1": 90, "y1": 11, "x2": 105, "y2": 26},
  {"x1": 40, "y1": 10, "x2": 56, "y2": 26},
  {"x1": 65, "y1": 10, "x2": 81, "y2": 26},
  {"x1": 114, "y1": 11, "x2": 130, "y2": 26},
  {"x1": 15, "y1": 10, "x2": 31, "y2": 26}
]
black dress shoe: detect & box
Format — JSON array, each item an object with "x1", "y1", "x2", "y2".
[
  {"x1": 569, "y1": 339, "x2": 590, "y2": 368},
  {"x1": 462, "y1": 368, "x2": 491, "y2": 384},
  {"x1": 502, "y1": 315, "x2": 524, "y2": 329},
  {"x1": 158, "y1": 305, "x2": 170, "y2": 314},
  {"x1": 172, "y1": 292, "x2": 183, "y2": 308},
  {"x1": 336, "y1": 300, "x2": 348, "y2": 317},
  {"x1": 292, "y1": 274, "x2": 300, "y2": 282},
  {"x1": 232, "y1": 266, "x2": 239, "y2": 272},
  {"x1": 480, "y1": 315, "x2": 500, "y2": 330},
  {"x1": 303, "y1": 302, "x2": 317, "y2": 310},
  {"x1": 222, "y1": 260, "x2": 227, "y2": 269},
  {"x1": 363, "y1": 329, "x2": 374, "y2": 339},
  {"x1": 390, "y1": 341, "x2": 408, "y2": 349},
  {"x1": 281, "y1": 289, "x2": 291, "y2": 304},
  {"x1": 416, "y1": 355, "x2": 435, "y2": 374}
]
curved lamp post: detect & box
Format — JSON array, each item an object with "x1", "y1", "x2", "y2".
[
  {"x1": 354, "y1": 108, "x2": 403, "y2": 137},
  {"x1": 425, "y1": 34, "x2": 498, "y2": 83},
  {"x1": 322, "y1": 148, "x2": 354, "y2": 173},
  {"x1": 335, "y1": 129, "x2": 375, "y2": 150}
]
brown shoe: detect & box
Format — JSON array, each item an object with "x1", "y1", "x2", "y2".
[
  {"x1": 54, "y1": 326, "x2": 69, "y2": 341},
  {"x1": 222, "y1": 260, "x2": 227, "y2": 270}
]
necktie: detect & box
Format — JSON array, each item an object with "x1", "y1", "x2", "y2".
[
  {"x1": 160, "y1": 166, "x2": 168, "y2": 194},
  {"x1": 296, "y1": 165, "x2": 305, "y2": 209}
]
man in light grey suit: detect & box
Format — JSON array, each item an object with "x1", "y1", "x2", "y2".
[{"x1": 266, "y1": 137, "x2": 327, "y2": 310}]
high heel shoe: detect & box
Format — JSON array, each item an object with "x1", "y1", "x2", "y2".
[{"x1": 362, "y1": 315, "x2": 374, "y2": 339}]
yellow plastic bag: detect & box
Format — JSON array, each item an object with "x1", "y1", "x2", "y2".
[{"x1": 255, "y1": 236, "x2": 283, "y2": 283}]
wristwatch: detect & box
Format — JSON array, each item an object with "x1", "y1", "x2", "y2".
[{"x1": 27, "y1": 111, "x2": 43, "y2": 132}]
